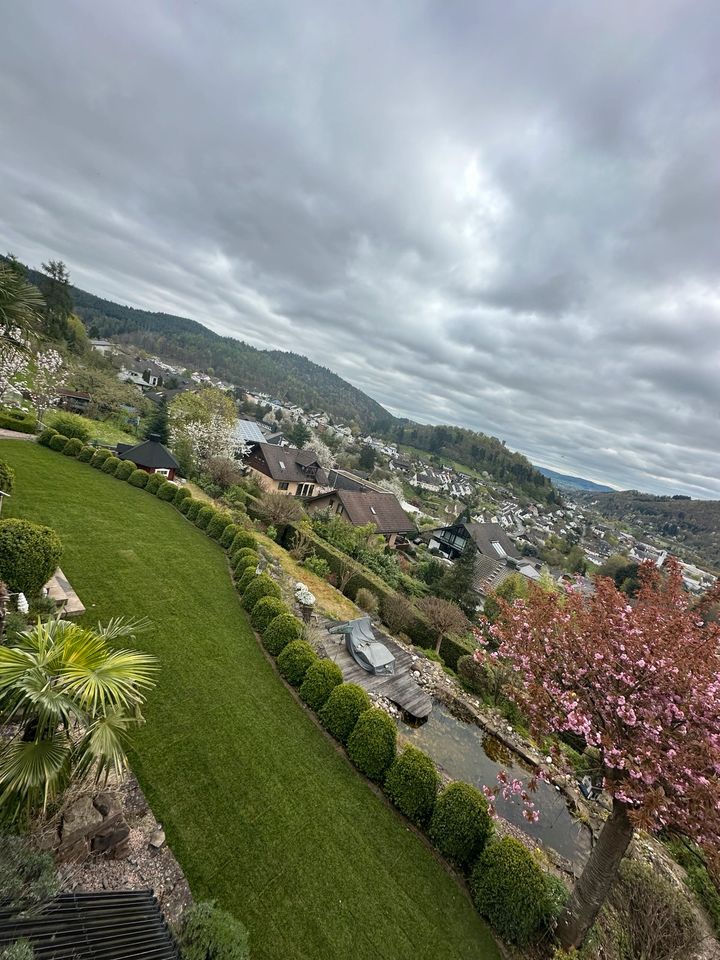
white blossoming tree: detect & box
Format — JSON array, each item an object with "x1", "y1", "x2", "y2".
[{"x1": 27, "y1": 348, "x2": 65, "y2": 420}]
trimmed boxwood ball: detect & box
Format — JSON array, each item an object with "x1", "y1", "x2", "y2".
[
  {"x1": 319, "y1": 683, "x2": 372, "y2": 744},
  {"x1": 234, "y1": 547, "x2": 259, "y2": 563},
  {"x1": 37, "y1": 427, "x2": 58, "y2": 447},
  {"x1": 384, "y1": 746, "x2": 439, "y2": 826},
  {"x1": 250, "y1": 596, "x2": 287, "y2": 633},
  {"x1": 236, "y1": 568, "x2": 257, "y2": 594},
  {"x1": 229, "y1": 530, "x2": 257, "y2": 557},
  {"x1": 114, "y1": 459, "x2": 135, "y2": 480},
  {"x1": 219, "y1": 523, "x2": 240, "y2": 549},
  {"x1": 241, "y1": 574, "x2": 281, "y2": 611},
  {"x1": 0, "y1": 518, "x2": 63, "y2": 596},
  {"x1": 90, "y1": 448, "x2": 112, "y2": 468},
  {"x1": 144, "y1": 473, "x2": 165, "y2": 494},
  {"x1": 233, "y1": 553, "x2": 259, "y2": 578},
  {"x1": 0, "y1": 458, "x2": 15, "y2": 495},
  {"x1": 173, "y1": 485, "x2": 191, "y2": 505},
  {"x1": 185, "y1": 499, "x2": 202, "y2": 521},
  {"x1": 299, "y1": 659, "x2": 343, "y2": 712},
  {"x1": 177, "y1": 496, "x2": 194, "y2": 515},
  {"x1": 262, "y1": 613, "x2": 304, "y2": 656},
  {"x1": 195, "y1": 505, "x2": 215, "y2": 530},
  {"x1": 101, "y1": 455, "x2": 121, "y2": 474},
  {"x1": 470, "y1": 837, "x2": 554, "y2": 946},
  {"x1": 48, "y1": 433, "x2": 69, "y2": 452},
  {"x1": 62, "y1": 437, "x2": 83, "y2": 457},
  {"x1": 157, "y1": 481, "x2": 178, "y2": 501},
  {"x1": 429, "y1": 781, "x2": 493, "y2": 871},
  {"x1": 347, "y1": 708, "x2": 397, "y2": 782},
  {"x1": 76, "y1": 444, "x2": 95, "y2": 462},
  {"x1": 277, "y1": 640, "x2": 318, "y2": 687},
  {"x1": 207, "y1": 511, "x2": 233, "y2": 541},
  {"x1": 129, "y1": 468, "x2": 149, "y2": 488}
]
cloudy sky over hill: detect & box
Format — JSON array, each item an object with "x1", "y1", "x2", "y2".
[{"x1": 2, "y1": 1, "x2": 719, "y2": 496}]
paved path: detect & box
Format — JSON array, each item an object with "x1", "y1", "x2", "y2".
[{"x1": 0, "y1": 428, "x2": 36, "y2": 440}]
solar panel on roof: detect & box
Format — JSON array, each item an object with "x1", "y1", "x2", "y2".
[{"x1": 234, "y1": 419, "x2": 266, "y2": 443}]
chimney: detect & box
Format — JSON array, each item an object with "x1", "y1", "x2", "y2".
[{"x1": 148, "y1": 433, "x2": 161, "y2": 443}]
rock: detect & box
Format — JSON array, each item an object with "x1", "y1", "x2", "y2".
[
  {"x1": 57, "y1": 837, "x2": 90, "y2": 864},
  {"x1": 149, "y1": 828, "x2": 166, "y2": 850},
  {"x1": 93, "y1": 791, "x2": 120, "y2": 817},
  {"x1": 61, "y1": 796, "x2": 104, "y2": 845},
  {"x1": 110, "y1": 838, "x2": 131, "y2": 860},
  {"x1": 91, "y1": 818, "x2": 130, "y2": 854}
]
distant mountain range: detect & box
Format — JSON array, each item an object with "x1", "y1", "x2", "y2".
[{"x1": 536, "y1": 467, "x2": 615, "y2": 493}]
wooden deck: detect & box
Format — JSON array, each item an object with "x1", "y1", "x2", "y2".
[
  {"x1": 317, "y1": 621, "x2": 433, "y2": 720},
  {"x1": 46, "y1": 567, "x2": 86, "y2": 617}
]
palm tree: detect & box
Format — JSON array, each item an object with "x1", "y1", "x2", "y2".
[
  {"x1": 0, "y1": 261, "x2": 44, "y2": 334},
  {"x1": 0, "y1": 617, "x2": 157, "y2": 819}
]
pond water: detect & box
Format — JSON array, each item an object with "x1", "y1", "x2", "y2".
[{"x1": 398, "y1": 701, "x2": 592, "y2": 865}]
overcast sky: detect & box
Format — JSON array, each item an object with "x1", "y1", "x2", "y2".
[{"x1": 2, "y1": 1, "x2": 719, "y2": 497}]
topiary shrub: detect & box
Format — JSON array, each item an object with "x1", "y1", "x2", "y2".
[
  {"x1": 90, "y1": 448, "x2": 112, "y2": 468},
  {"x1": 114, "y1": 459, "x2": 135, "y2": 480},
  {"x1": 236, "y1": 568, "x2": 257, "y2": 594},
  {"x1": 229, "y1": 530, "x2": 257, "y2": 557},
  {"x1": 129, "y1": 468, "x2": 149, "y2": 488},
  {"x1": 319, "y1": 683, "x2": 372, "y2": 744},
  {"x1": 384, "y1": 745, "x2": 439, "y2": 826},
  {"x1": 185, "y1": 499, "x2": 202, "y2": 521},
  {"x1": 0, "y1": 518, "x2": 62, "y2": 596},
  {"x1": 48, "y1": 433, "x2": 69, "y2": 452},
  {"x1": 234, "y1": 547, "x2": 259, "y2": 563},
  {"x1": 299, "y1": 659, "x2": 343, "y2": 712},
  {"x1": 178, "y1": 496, "x2": 195, "y2": 516},
  {"x1": 429, "y1": 781, "x2": 493, "y2": 871},
  {"x1": 233, "y1": 553, "x2": 259, "y2": 578},
  {"x1": 76, "y1": 445, "x2": 95, "y2": 463},
  {"x1": 219, "y1": 523, "x2": 240, "y2": 549},
  {"x1": 144, "y1": 473, "x2": 165, "y2": 494},
  {"x1": 206, "y1": 512, "x2": 233, "y2": 541},
  {"x1": 37, "y1": 427, "x2": 58, "y2": 447},
  {"x1": 347, "y1": 708, "x2": 397, "y2": 782},
  {"x1": 277, "y1": 640, "x2": 318, "y2": 687},
  {"x1": 101, "y1": 455, "x2": 121, "y2": 474},
  {"x1": 470, "y1": 837, "x2": 554, "y2": 946},
  {"x1": 250, "y1": 596, "x2": 287, "y2": 634},
  {"x1": 175, "y1": 900, "x2": 250, "y2": 960},
  {"x1": 61, "y1": 437, "x2": 83, "y2": 457},
  {"x1": 356, "y1": 587, "x2": 379, "y2": 614},
  {"x1": 157, "y1": 481, "x2": 178, "y2": 501},
  {"x1": 195, "y1": 506, "x2": 215, "y2": 531},
  {"x1": 262, "y1": 613, "x2": 304, "y2": 656},
  {"x1": 173, "y1": 485, "x2": 191, "y2": 505},
  {"x1": 242, "y1": 574, "x2": 281, "y2": 611},
  {"x1": 0, "y1": 458, "x2": 16, "y2": 495}
]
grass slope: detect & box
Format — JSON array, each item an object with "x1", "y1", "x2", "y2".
[{"x1": 0, "y1": 441, "x2": 498, "y2": 960}]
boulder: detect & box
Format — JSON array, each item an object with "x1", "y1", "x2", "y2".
[{"x1": 61, "y1": 796, "x2": 103, "y2": 845}]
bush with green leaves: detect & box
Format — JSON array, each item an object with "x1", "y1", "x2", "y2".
[
  {"x1": 90, "y1": 447, "x2": 112, "y2": 468},
  {"x1": 242, "y1": 574, "x2": 281, "y2": 611},
  {"x1": 429, "y1": 781, "x2": 493, "y2": 871},
  {"x1": 101, "y1": 455, "x2": 121, "y2": 475},
  {"x1": 0, "y1": 940, "x2": 35, "y2": 959},
  {"x1": 319, "y1": 683, "x2": 372, "y2": 744},
  {"x1": 45, "y1": 411, "x2": 90, "y2": 442},
  {"x1": 195, "y1": 506, "x2": 215, "y2": 531},
  {"x1": 471, "y1": 837, "x2": 555, "y2": 946},
  {"x1": 37, "y1": 427, "x2": 57, "y2": 447},
  {"x1": 114, "y1": 459, "x2": 135, "y2": 480},
  {"x1": 219, "y1": 523, "x2": 240, "y2": 549},
  {"x1": 234, "y1": 553, "x2": 259, "y2": 578},
  {"x1": 277, "y1": 640, "x2": 318, "y2": 687},
  {"x1": 234, "y1": 547, "x2": 259, "y2": 563},
  {"x1": 236, "y1": 568, "x2": 257, "y2": 594},
  {"x1": 175, "y1": 900, "x2": 250, "y2": 960},
  {"x1": 207, "y1": 512, "x2": 233, "y2": 541},
  {"x1": 144, "y1": 473, "x2": 165, "y2": 494},
  {"x1": 303, "y1": 553, "x2": 330, "y2": 579},
  {"x1": 384, "y1": 746, "x2": 439, "y2": 826},
  {"x1": 185, "y1": 499, "x2": 202, "y2": 521},
  {"x1": 299, "y1": 659, "x2": 343, "y2": 712},
  {"x1": 48, "y1": 433, "x2": 68, "y2": 453},
  {"x1": 355, "y1": 588, "x2": 379, "y2": 614},
  {"x1": 0, "y1": 458, "x2": 15, "y2": 496},
  {"x1": 157, "y1": 481, "x2": 178, "y2": 501},
  {"x1": 262, "y1": 613, "x2": 304, "y2": 656},
  {"x1": 229, "y1": 530, "x2": 257, "y2": 557},
  {"x1": 128, "y1": 469, "x2": 149, "y2": 488},
  {"x1": 178, "y1": 496, "x2": 195, "y2": 515},
  {"x1": 61, "y1": 437, "x2": 83, "y2": 457},
  {"x1": 250, "y1": 596, "x2": 287, "y2": 633},
  {"x1": 347, "y1": 708, "x2": 397, "y2": 782},
  {"x1": 76, "y1": 445, "x2": 95, "y2": 463},
  {"x1": 173, "y1": 485, "x2": 191, "y2": 507},
  {"x1": 0, "y1": 835, "x2": 59, "y2": 910},
  {"x1": 0, "y1": 519, "x2": 62, "y2": 597}
]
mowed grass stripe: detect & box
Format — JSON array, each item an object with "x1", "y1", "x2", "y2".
[{"x1": 0, "y1": 441, "x2": 498, "y2": 960}]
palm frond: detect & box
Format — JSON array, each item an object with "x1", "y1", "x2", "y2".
[
  {"x1": 96, "y1": 617, "x2": 152, "y2": 642},
  {"x1": 75, "y1": 708, "x2": 132, "y2": 782},
  {"x1": 0, "y1": 734, "x2": 71, "y2": 814}
]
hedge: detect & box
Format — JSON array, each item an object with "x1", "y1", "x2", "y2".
[
  {"x1": 62, "y1": 437, "x2": 84, "y2": 457},
  {"x1": 185, "y1": 500, "x2": 202, "y2": 522},
  {"x1": 114, "y1": 459, "x2": 135, "y2": 480},
  {"x1": 0, "y1": 409, "x2": 36, "y2": 433},
  {"x1": 277, "y1": 640, "x2": 318, "y2": 687},
  {"x1": 229, "y1": 530, "x2": 257, "y2": 557},
  {"x1": 129, "y1": 469, "x2": 150, "y2": 488},
  {"x1": 0, "y1": 518, "x2": 62, "y2": 596},
  {"x1": 0, "y1": 458, "x2": 15, "y2": 496},
  {"x1": 347, "y1": 708, "x2": 397, "y2": 782},
  {"x1": 262, "y1": 613, "x2": 304, "y2": 656},
  {"x1": 90, "y1": 448, "x2": 112, "y2": 468},
  {"x1": 157, "y1": 481, "x2": 178, "y2": 501},
  {"x1": 241, "y1": 574, "x2": 281, "y2": 611},
  {"x1": 233, "y1": 553, "x2": 259, "y2": 578},
  {"x1": 175, "y1": 900, "x2": 250, "y2": 960},
  {"x1": 384, "y1": 746, "x2": 439, "y2": 827},
  {"x1": 207, "y1": 512, "x2": 233, "y2": 541},
  {"x1": 236, "y1": 568, "x2": 257, "y2": 594},
  {"x1": 429, "y1": 782, "x2": 493, "y2": 871},
  {"x1": 299, "y1": 659, "x2": 343, "y2": 712},
  {"x1": 219, "y1": 523, "x2": 240, "y2": 549},
  {"x1": 195, "y1": 506, "x2": 215, "y2": 531},
  {"x1": 250, "y1": 596, "x2": 287, "y2": 634},
  {"x1": 101, "y1": 456, "x2": 121, "y2": 475},
  {"x1": 37, "y1": 427, "x2": 58, "y2": 446},
  {"x1": 145, "y1": 473, "x2": 165, "y2": 494},
  {"x1": 319, "y1": 683, "x2": 372, "y2": 744},
  {"x1": 48, "y1": 433, "x2": 69, "y2": 453},
  {"x1": 178, "y1": 496, "x2": 196, "y2": 516},
  {"x1": 77, "y1": 445, "x2": 95, "y2": 463},
  {"x1": 438, "y1": 633, "x2": 479, "y2": 671},
  {"x1": 173, "y1": 486, "x2": 191, "y2": 507},
  {"x1": 470, "y1": 837, "x2": 554, "y2": 946}
]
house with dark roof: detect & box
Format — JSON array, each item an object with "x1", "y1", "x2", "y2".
[
  {"x1": 246, "y1": 442, "x2": 329, "y2": 497},
  {"x1": 306, "y1": 488, "x2": 415, "y2": 546},
  {"x1": 116, "y1": 434, "x2": 180, "y2": 480}
]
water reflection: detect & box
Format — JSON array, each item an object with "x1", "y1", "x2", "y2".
[{"x1": 398, "y1": 701, "x2": 591, "y2": 865}]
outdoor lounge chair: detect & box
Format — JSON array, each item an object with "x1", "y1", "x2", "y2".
[{"x1": 328, "y1": 616, "x2": 396, "y2": 675}]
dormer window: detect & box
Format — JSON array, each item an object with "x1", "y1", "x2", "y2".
[{"x1": 491, "y1": 540, "x2": 507, "y2": 558}]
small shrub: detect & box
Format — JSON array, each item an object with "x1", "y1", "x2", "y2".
[
  {"x1": 299, "y1": 659, "x2": 343, "y2": 712},
  {"x1": 114, "y1": 459, "x2": 135, "y2": 480},
  {"x1": 277, "y1": 640, "x2": 318, "y2": 686},
  {"x1": 220, "y1": 523, "x2": 240, "y2": 549},
  {"x1": 0, "y1": 940, "x2": 35, "y2": 959},
  {"x1": 234, "y1": 547, "x2": 260, "y2": 564},
  {"x1": 207, "y1": 512, "x2": 233, "y2": 541},
  {"x1": 45, "y1": 411, "x2": 90, "y2": 442},
  {"x1": 471, "y1": 837, "x2": 554, "y2": 946},
  {"x1": 185, "y1": 499, "x2": 202, "y2": 522},
  {"x1": 233, "y1": 553, "x2": 259, "y2": 578},
  {"x1": 262, "y1": 614, "x2": 304, "y2": 656},
  {"x1": 0, "y1": 518, "x2": 63, "y2": 596},
  {"x1": 384, "y1": 746, "x2": 439, "y2": 826},
  {"x1": 347, "y1": 708, "x2": 397, "y2": 782},
  {"x1": 319, "y1": 683, "x2": 372, "y2": 744},
  {"x1": 76, "y1": 444, "x2": 95, "y2": 462},
  {"x1": 48, "y1": 433, "x2": 69, "y2": 452},
  {"x1": 380, "y1": 593, "x2": 413, "y2": 635},
  {"x1": 37, "y1": 427, "x2": 58, "y2": 447},
  {"x1": 157, "y1": 481, "x2": 178, "y2": 501},
  {"x1": 145, "y1": 473, "x2": 165, "y2": 494},
  {"x1": 173, "y1": 486, "x2": 191, "y2": 507},
  {"x1": 664, "y1": 836, "x2": 720, "y2": 936},
  {"x1": 178, "y1": 496, "x2": 195, "y2": 515},
  {"x1": 0, "y1": 459, "x2": 15, "y2": 495},
  {"x1": 355, "y1": 587, "x2": 379, "y2": 614},
  {"x1": 236, "y1": 568, "x2": 257, "y2": 594},
  {"x1": 430, "y1": 781, "x2": 493, "y2": 870},
  {"x1": 250, "y1": 597, "x2": 287, "y2": 633},
  {"x1": 229, "y1": 530, "x2": 257, "y2": 557},
  {"x1": 303, "y1": 554, "x2": 330, "y2": 579},
  {"x1": 90, "y1": 447, "x2": 112, "y2": 468},
  {"x1": 0, "y1": 835, "x2": 59, "y2": 908},
  {"x1": 195, "y1": 506, "x2": 215, "y2": 530},
  {"x1": 61, "y1": 437, "x2": 83, "y2": 457},
  {"x1": 175, "y1": 899, "x2": 250, "y2": 960},
  {"x1": 128, "y1": 468, "x2": 149, "y2": 488},
  {"x1": 101, "y1": 455, "x2": 121, "y2": 474},
  {"x1": 242, "y1": 574, "x2": 281, "y2": 611}
]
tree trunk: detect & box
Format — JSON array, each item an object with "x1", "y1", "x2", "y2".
[
  {"x1": 435, "y1": 633, "x2": 443, "y2": 655},
  {"x1": 556, "y1": 798, "x2": 634, "y2": 949}
]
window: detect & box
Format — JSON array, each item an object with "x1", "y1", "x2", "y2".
[
  {"x1": 296, "y1": 483, "x2": 314, "y2": 497},
  {"x1": 155, "y1": 468, "x2": 170, "y2": 477},
  {"x1": 491, "y1": 540, "x2": 507, "y2": 558},
  {"x1": 278, "y1": 481, "x2": 289, "y2": 490}
]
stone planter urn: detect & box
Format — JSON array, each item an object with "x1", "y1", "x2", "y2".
[{"x1": 295, "y1": 582, "x2": 316, "y2": 623}]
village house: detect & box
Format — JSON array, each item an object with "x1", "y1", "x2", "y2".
[
  {"x1": 306, "y1": 488, "x2": 415, "y2": 547},
  {"x1": 246, "y1": 442, "x2": 329, "y2": 497},
  {"x1": 57, "y1": 388, "x2": 92, "y2": 415},
  {"x1": 116, "y1": 434, "x2": 180, "y2": 480}
]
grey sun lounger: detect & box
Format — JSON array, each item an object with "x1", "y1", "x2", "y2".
[{"x1": 328, "y1": 616, "x2": 396, "y2": 675}]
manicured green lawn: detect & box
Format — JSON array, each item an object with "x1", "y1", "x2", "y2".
[{"x1": 0, "y1": 441, "x2": 499, "y2": 960}]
